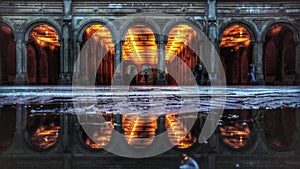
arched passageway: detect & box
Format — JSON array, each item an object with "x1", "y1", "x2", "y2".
[
  {"x1": 122, "y1": 24, "x2": 157, "y2": 85},
  {"x1": 80, "y1": 24, "x2": 114, "y2": 85},
  {"x1": 264, "y1": 24, "x2": 297, "y2": 85},
  {"x1": 0, "y1": 24, "x2": 16, "y2": 85},
  {"x1": 220, "y1": 25, "x2": 252, "y2": 85},
  {"x1": 27, "y1": 24, "x2": 60, "y2": 85},
  {"x1": 166, "y1": 24, "x2": 201, "y2": 85}
]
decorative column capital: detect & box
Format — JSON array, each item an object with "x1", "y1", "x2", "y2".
[{"x1": 155, "y1": 34, "x2": 168, "y2": 45}]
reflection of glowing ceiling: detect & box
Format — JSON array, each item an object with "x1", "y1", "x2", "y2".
[
  {"x1": 122, "y1": 115, "x2": 157, "y2": 148},
  {"x1": 122, "y1": 24, "x2": 157, "y2": 65},
  {"x1": 82, "y1": 24, "x2": 197, "y2": 65},
  {"x1": 30, "y1": 24, "x2": 60, "y2": 48},
  {"x1": 84, "y1": 24, "x2": 114, "y2": 52},
  {"x1": 166, "y1": 25, "x2": 197, "y2": 61},
  {"x1": 220, "y1": 25, "x2": 251, "y2": 48}
]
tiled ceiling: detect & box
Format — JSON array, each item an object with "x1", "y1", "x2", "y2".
[
  {"x1": 29, "y1": 24, "x2": 60, "y2": 48},
  {"x1": 220, "y1": 25, "x2": 251, "y2": 48},
  {"x1": 122, "y1": 24, "x2": 157, "y2": 65}
]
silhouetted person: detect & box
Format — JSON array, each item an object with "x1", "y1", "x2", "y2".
[
  {"x1": 249, "y1": 64, "x2": 257, "y2": 84},
  {"x1": 180, "y1": 154, "x2": 200, "y2": 169},
  {"x1": 193, "y1": 62, "x2": 203, "y2": 85},
  {"x1": 138, "y1": 72, "x2": 143, "y2": 84},
  {"x1": 144, "y1": 72, "x2": 148, "y2": 84}
]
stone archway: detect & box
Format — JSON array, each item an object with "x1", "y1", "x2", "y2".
[
  {"x1": 0, "y1": 24, "x2": 16, "y2": 85},
  {"x1": 219, "y1": 25, "x2": 253, "y2": 85},
  {"x1": 26, "y1": 24, "x2": 60, "y2": 85},
  {"x1": 165, "y1": 24, "x2": 201, "y2": 85},
  {"x1": 79, "y1": 24, "x2": 114, "y2": 85},
  {"x1": 263, "y1": 24, "x2": 297, "y2": 85},
  {"x1": 122, "y1": 24, "x2": 157, "y2": 85}
]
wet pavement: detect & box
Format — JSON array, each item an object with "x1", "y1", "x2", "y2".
[{"x1": 0, "y1": 86, "x2": 299, "y2": 114}]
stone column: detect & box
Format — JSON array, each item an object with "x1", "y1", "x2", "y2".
[
  {"x1": 59, "y1": 22, "x2": 71, "y2": 85},
  {"x1": 207, "y1": 0, "x2": 219, "y2": 83},
  {"x1": 294, "y1": 41, "x2": 300, "y2": 85},
  {"x1": 156, "y1": 34, "x2": 168, "y2": 85},
  {"x1": 113, "y1": 40, "x2": 123, "y2": 84},
  {"x1": 72, "y1": 41, "x2": 83, "y2": 84},
  {"x1": 59, "y1": 0, "x2": 72, "y2": 85},
  {"x1": 252, "y1": 39, "x2": 265, "y2": 84},
  {"x1": 155, "y1": 115, "x2": 166, "y2": 135},
  {"x1": 10, "y1": 104, "x2": 27, "y2": 153},
  {"x1": 14, "y1": 32, "x2": 27, "y2": 84}
]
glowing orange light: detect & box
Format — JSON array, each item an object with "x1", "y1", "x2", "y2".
[
  {"x1": 122, "y1": 115, "x2": 157, "y2": 148},
  {"x1": 84, "y1": 24, "x2": 114, "y2": 52},
  {"x1": 122, "y1": 25, "x2": 157, "y2": 66},
  {"x1": 84, "y1": 113, "x2": 114, "y2": 149},
  {"x1": 166, "y1": 25, "x2": 197, "y2": 61},
  {"x1": 220, "y1": 25, "x2": 251, "y2": 48},
  {"x1": 30, "y1": 24, "x2": 60, "y2": 47},
  {"x1": 29, "y1": 121, "x2": 60, "y2": 149},
  {"x1": 219, "y1": 121, "x2": 251, "y2": 149},
  {"x1": 165, "y1": 113, "x2": 196, "y2": 149}
]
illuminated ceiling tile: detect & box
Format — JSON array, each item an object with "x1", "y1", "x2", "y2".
[
  {"x1": 166, "y1": 24, "x2": 197, "y2": 61},
  {"x1": 220, "y1": 25, "x2": 251, "y2": 48},
  {"x1": 30, "y1": 24, "x2": 60, "y2": 47},
  {"x1": 122, "y1": 24, "x2": 157, "y2": 65}
]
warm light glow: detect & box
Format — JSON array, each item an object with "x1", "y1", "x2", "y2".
[
  {"x1": 84, "y1": 24, "x2": 114, "y2": 52},
  {"x1": 30, "y1": 24, "x2": 60, "y2": 47},
  {"x1": 84, "y1": 113, "x2": 114, "y2": 149},
  {"x1": 122, "y1": 25, "x2": 157, "y2": 66},
  {"x1": 29, "y1": 119, "x2": 60, "y2": 149},
  {"x1": 219, "y1": 112, "x2": 251, "y2": 149},
  {"x1": 220, "y1": 25, "x2": 251, "y2": 47},
  {"x1": 122, "y1": 115, "x2": 157, "y2": 148},
  {"x1": 165, "y1": 113, "x2": 196, "y2": 149},
  {"x1": 166, "y1": 25, "x2": 197, "y2": 61}
]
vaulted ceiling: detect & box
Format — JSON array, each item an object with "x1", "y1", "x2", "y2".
[
  {"x1": 220, "y1": 25, "x2": 251, "y2": 48},
  {"x1": 29, "y1": 24, "x2": 60, "y2": 48}
]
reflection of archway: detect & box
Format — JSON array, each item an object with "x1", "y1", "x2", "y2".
[
  {"x1": 220, "y1": 25, "x2": 252, "y2": 85},
  {"x1": 27, "y1": 24, "x2": 60, "y2": 85},
  {"x1": 264, "y1": 108, "x2": 296, "y2": 150},
  {"x1": 0, "y1": 24, "x2": 16, "y2": 84},
  {"x1": 166, "y1": 24, "x2": 200, "y2": 85},
  {"x1": 0, "y1": 106, "x2": 16, "y2": 149},
  {"x1": 264, "y1": 24, "x2": 296, "y2": 85},
  {"x1": 219, "y1": 110, "x2": 253, "y2": 150},
  {"x1": 80, "y1": 24, "x2": 114, "y2": 85},
  {"x1": 122, "y1": 24, "x2": 157, "y2": 85}
]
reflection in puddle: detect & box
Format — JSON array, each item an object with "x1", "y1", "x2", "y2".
[
  {"x1": 122, "y1": 115, "x2": 157, "y2": 148},
  {"x1": 264, "y1": 108, "x2": 296, "y2": 150},
  {"x1": 165, "y1": 113, "x2": 197, "y2": 149},
  {"x1": 82, "y1": 113, "x2": 114, "y2": 149},
  {"x1": 219, "y1": 110, "x2": 251, "y2": 149},
  {"x1": 27, "y1": 105, "x2": 60, "y2": 149},
  {"x1": 0, "y1": 106, "x2": 16, "y2": 149}
]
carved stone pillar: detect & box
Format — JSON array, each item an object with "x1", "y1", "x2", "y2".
[
  {"x1": 113, "y1": 40, "x2": 123, "y2": 84},
  {"x1": 156, "y1": 34, "x2": 168, "y2": 85},
  {"x1": 14, "y1": 32, "x2": 27, "y2": 85},
  {"x1": 252, "y1": 39, "x2": 265, "y2": 84},
  {"x1": 207, "y1": 0, "x2": 219, "y2": 83},
  {"x1": 59, "y1": 0, "x2": 72, "y2": 85},
  {"x1": 59, "y1": 22, "x2": 71, "y2": 85}
]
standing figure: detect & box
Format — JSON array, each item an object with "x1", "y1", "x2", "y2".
[
  {"x1": 249, "y1": 64, "x2": 257, "y2": 84},
  {"x1": 180, "y1": 154, "x2": 200, "y2": 169},
  {"x1": 193, "y1": 62, "x2": 203, "y2": 85},
  {"x1": 144, "y1": 72, "x2": 149, "y2": 84}
]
